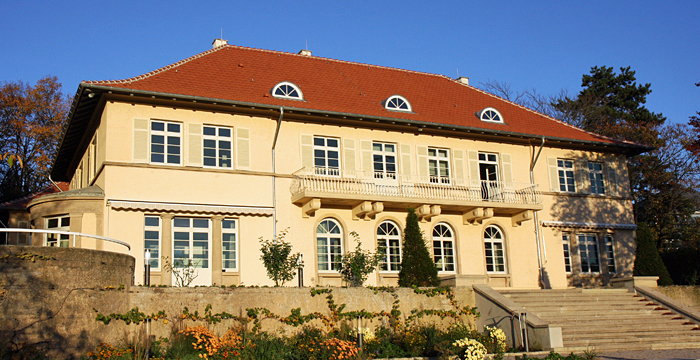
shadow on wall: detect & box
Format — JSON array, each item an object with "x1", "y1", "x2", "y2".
[
  {"x1": 0, "y1": 246, "x2": 134, "y2": 358},
  {"x1": 548, "y1": 152, "x2": 634, "y2": 287}
]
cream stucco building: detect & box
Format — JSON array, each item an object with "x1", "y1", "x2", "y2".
[{"x1": 9, "y1": 41, "x2": 648, "y2": 289}]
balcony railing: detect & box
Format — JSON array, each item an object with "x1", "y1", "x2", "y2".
[{"x1": 291, "y1": 167, "x2": 542, "y2": 205}]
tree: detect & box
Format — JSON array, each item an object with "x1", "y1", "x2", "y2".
[
  {"x1": 337, "y1": 231, "x2": 383, "y2": 287},
  {"x1": 259, "y1": 229, "x2": 300, "y2": 286},
  {"x1": 398, "y1": 208, "x2": 440, "y2": 287},
  {"x1": 0, "y1": 76, "x2": 70, "y2": 202},
  {"x1": 633, "y1": 223, "x2": 673, "y2": 285},
  {"x1": 685, "y1": 82, "x2": 700, "y2": 157}
]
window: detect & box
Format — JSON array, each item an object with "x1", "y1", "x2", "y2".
[
  {"x1": 46, "y1": 215, "x2": 70, "y2": 247},
  {"x1": 151, "y1": 120, "x2": 181, "y2": 164},
  {"x1": 377, "y1": 221, "x2": 401, "y2": 272},
  {"x1": 428, "y1": 148, "x2": 450, "y2": 184},
  {"x1": 433, "y1": 223, "x2": 455, "y2": 272},
  {"x1": 479, "y1": 152, "x2": 499, "y2": 199},
  {"x1": 316, "y1": 219, "x2": 342, "y2": 271},
  {"x1": 562, "y1": 234, "x2": 572, "y2": 273},
  {"x1": 173, "y1": 218, "x2": 210, "y2": 269},
  {"x1": 384, "y1": 95, "x2": 412, "y2": 112},
  {"x1": 557, "y1": 159, "x2": 576, "y2": 192},
  {"x1": 144, "y1": 216, "x2": 161, "y2": 269},
  {"x1": 373, "y1": 142, "x2": 397, "y2": 178},
  {"x1": 588, "y1": 162, "x2": 605, "y2": 195},
  {"x1": 203, "y1": 125, "x2": 232, "y2": 168},
  {"x1": 484, "y1": 225, "x2": 506, "y2": 273},
  {"x1": 604, "y1": 235, "x2": 616, "y2": 274},
  {"x1": 272, "y1": 82, "x2": 303, "y2": 100},
  {"x1": 479, "y1": 108, "x2": 503, "y2": 123},
  {"x1": 577, "y1": 234, "x2": 600, "y2": 273},
  {"x1": 222, "y1": 219, "x2": 238, "y2": 270},
  {"x1": 313, "y1": 136, "x2": 340, "y2": 175}
]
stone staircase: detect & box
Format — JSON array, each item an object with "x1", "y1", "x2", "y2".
[{"x1": 499, "y1": 288, "x2": 700, "y2": 352}]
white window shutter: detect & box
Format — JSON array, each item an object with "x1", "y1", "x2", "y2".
[
  {"x1": 133, "y1": 118, "x2": 149, "y2": 163},
  {"x1": 416, "y1": 146, "x2": 428, "y2": 177},
  {"x1": 361, "y1": 140, "x2": 372, "y2": 174},
  {"x1": 547, "y1": 157, "x2": 559, "y2": 192},
  {"x1": 453, "y1": 149, "x2": 465, "y2": 181},
  {"x1": 187, "y1": 123, "x2": 202, "y2": 167},
  {"x1": 577, "y1": 159, "x2": 590, "y2": 194},
  {"x1": 468, "y1": 150, "x2": 479, "y2": 181},
  {"x1": 606, "y1": 162, "x2": 618, "y2": 197},
  {"x1": 236, "y1": 128, "x2": 250, "y2": 169},
  {"x1": 344, "y1": 138, "x2": 356, "y2": 173},
  {"x1": 300, "y1": 134, "x2": 313, "y2": 169},
  {"x1": 400, "y1": 144, "x2": 412, "y2": 176},
  {"x1": 501, "y1": 153, "x2": 513, "y2": 184}
]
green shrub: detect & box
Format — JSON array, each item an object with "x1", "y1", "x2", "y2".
[
  {"x1": 633, "y1": 223, "x2": 673, "y2": 285},
  {"x1": 398, "y1": 208, "x2": 440, "y2": 287}
]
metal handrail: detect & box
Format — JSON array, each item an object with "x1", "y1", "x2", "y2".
[{"x1": 0, "y1": 228, "x2": 131, "y2": 254}]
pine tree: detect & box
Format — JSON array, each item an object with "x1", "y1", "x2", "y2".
[
  {"x1": 633, "y1": 223, "x2": 673, "y2": 286},
  {"x1": 398, "y1": 208, "x2": 440, "y2": 287}
]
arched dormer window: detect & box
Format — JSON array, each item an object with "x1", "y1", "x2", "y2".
[
  {"x1": 384, "y1": 95, "x2": 412, "y2": 112},
  {"x1": 477, "y1": 107, "x2": 503, "y2": 123},
  {"x1": 271, "y1": 81, "x2": 303, "y2": 100}
]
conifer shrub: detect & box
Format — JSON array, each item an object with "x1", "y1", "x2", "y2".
[
  {"x1": 633, "y1": 223, "x2": 673, "y2": 285},
  {"x1": 398, "y1": 208, "x2": 440, "y2": 287}
]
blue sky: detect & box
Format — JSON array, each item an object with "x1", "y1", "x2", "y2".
[{"x1": 1, "y1": 1, "x2": 698, "y2": 125}]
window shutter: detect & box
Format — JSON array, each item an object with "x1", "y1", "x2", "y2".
[
  {"x1": 468, "y1": 150, "x2": 479, "y2": 181},
  {"x1": 361, "y1": 140, "x2": 372, "y2": 174},
  {"x1": 236, "y1": 128, "x2": 250, "y2": 169},
  {"x1": 547, "y1": 157, "x2": 559, "y2": 192},
  {"x1": 416, "y1": 146, "x2": 428, "y2": 177},
  {"x1": 300, "y1": 134, "x2": 313, "y2": 168},
  {"x1": 187, "y1": 123, "x2": 202, "y2": 167},
  {"x1": 400, "y1": 144, "x2": 412, "y2": 176},
  {"x1": 344, "y1": 138, "x2": 356, "y2": 173},
  {"x1": 577, "y1": 159, "x2": 590, "y2": 194},
  {"x1": 133, "y1": 118, "x2": 149, "y2": 163},
  {"x1": 606, "y1": 162, "x2": 618, "y2": 196},
  {"x1": 453, "y1": 149, "x2": 465, "y2": 182},
  {"x1": 501, "y1": 153, "x2": 513, "y2": 184}
]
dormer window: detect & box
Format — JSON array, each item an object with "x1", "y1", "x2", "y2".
[
  {"x1": 478, "y1": 107, "x2": 503, "y2": 123},
  {"x1": 384, "y1": 95, "x2": 412, "y2": 112},
  {"x1": 272, "y1": 81, "x2": 303, "y2": 100}
]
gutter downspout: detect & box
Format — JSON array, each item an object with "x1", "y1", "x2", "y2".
[
  {"x1": 48, "y1": 175, "x2": 64, "y2": 192},
  {"x1": 530, "y1": 136, "x2": 546, "y2": 288},
  {"x1": 271, "y1": 107, "x2": 284, "y2": 240}
]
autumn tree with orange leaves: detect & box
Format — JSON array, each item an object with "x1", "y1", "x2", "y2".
[{"x1": 0, "y1": 76, "x2": 70, "y2": 202}]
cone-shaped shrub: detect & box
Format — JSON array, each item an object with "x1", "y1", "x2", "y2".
[
  {"x1": 633, "y1": 223, "x2": 673, "y2": 285},
  {"x1": 398, "y1": 208, "x2": 440, "y2": 287}
]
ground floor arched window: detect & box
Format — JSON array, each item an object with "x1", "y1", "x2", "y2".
[
  {"x1": 484, "y1": 225, "x2": 506, "y2": 273},
  {"x1": 377, "y1": 221, "x2": 401, "y2": 272},
  {"x1": 317, "y1": 218, "x2": 343, "y2": 271},
  {"x1": 433, "y1": 223, "x2": 455, "y2": 272}
]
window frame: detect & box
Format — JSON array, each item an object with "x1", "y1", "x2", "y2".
[
  {"x1": 150, "y1": 120, "x2": 182, "y2": 165},
  {"x1": 172, "y1": 217, "x2": 211, "y2": 269},
  {"x1": 377, "y1": 221, "x2": 401, "y2": 272},
  {"x1": 384, "y1": 95, "x2": 412, "y2": 112},
  {"x1": 144, "y1": 216, "x2": 161, "y2": 270},
  {"x1": 577, "y1": 233, "x2": 600, "y2": 274},
  {"x1": 313, "y1": 136, "x2": 341, "y2": 176},
  {"x1": 222, "y1": 218, "x2": 238, "y2": 271},
  {"x1": 271, "y1": 81, "x2": 304, "y2": 101},
  {"x1": 557, "y1": 159, "x2": 576, "y2": 193},
  {"x1": 478, "y1": 107, "x2": 504, "y2": 123},
  {"x1": 428, "y1": 147, "x2": 451, "y2": 184},
  {"x1": 484, "y1": 225, "x2": 507, "y2": 274},
  {"x1": 433, "y1": 223, "x2": 456, "y2": 273},
  {"x1": 316, "y1": 218, "x2": 343, "y2": 272},
  {"x1": 202, "y1": 125, "x2": 233, "y2": 168},
  {"x1": 45, "y1": 215, "x2": 70, "y2": 247},
  {"x1": 588, "y1": 162, "x2": 606, "y2": 195},
  {"x1": 604, "y1": 234, "x2": 616, "y2": 274},
  {"x1": 562, "y1": 233, "x2": 572, "y2": 274},
  {"x1": 372, "y1": 142, "x2": 397, "y2": 179}
]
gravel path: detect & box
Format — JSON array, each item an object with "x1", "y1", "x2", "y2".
[{"x1": 598, "y1": 349, "x2": 700, "y2": 360}]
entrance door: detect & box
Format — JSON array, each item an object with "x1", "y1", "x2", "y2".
[{"x1": 172, "y1": 217, "x2": 212, "y2": 286}]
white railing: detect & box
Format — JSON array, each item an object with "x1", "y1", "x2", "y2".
[
  {"x1": 0, "y1": 228, "x2": 131, "y2": 254},
  {"x1": 290, "y1": 167, "x2": 542, "y2": 205}
]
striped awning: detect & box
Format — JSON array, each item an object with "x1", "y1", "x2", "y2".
[
  {"x1": 540, "y1": 221, "x2": 637, "y2": 230},
  {"x1": 107, "y1": 200, "x2": 273, "y2": 216}
]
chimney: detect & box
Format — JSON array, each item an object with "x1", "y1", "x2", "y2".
[
  {"x1": 456, "y1": 77, "x2": 469, "y2": 85},
  {"x1": 298, "y1": 49, "x2": 312, "y2": 56},
  {"x1": 212, "y1": 39, "x2": 228, "y2": 49}
]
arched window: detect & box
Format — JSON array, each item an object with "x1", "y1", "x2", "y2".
[
  {"x1": 433, "y1": 223, "x2": 455, "y2": 272},
  {"x1": 316, "y1": 218, "x2": 342, "y2": 271},
  {"x1": 377, "y1": 221, "x2": 401, "y2": 272},
  {"x1": 484, "y1": 225, "x2": 506, "y2": 273},
  {"x1": 478, "y1": 107, "x2": 503, "y2": 123},
  {"x1": 271, "y1": 81, "x2": 303, "y2": 100},
  {"x1": 384, "y1": 95, "x2": 412, "y2": 112}
]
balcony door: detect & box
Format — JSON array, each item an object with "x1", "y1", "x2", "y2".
[
  {"x1": 172, "y1": 217, "x2": 212, "y2": 286},
  {"x1": 479, "y1": 152, "x2": 499, "y2": 200},
  {"x1": 372, "y1": 142, "x2": 398, "y2": 195}
]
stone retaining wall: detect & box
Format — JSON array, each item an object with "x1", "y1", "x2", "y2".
[{"x1": 656, "y1": 286, "x2": 700, "y2": 311}]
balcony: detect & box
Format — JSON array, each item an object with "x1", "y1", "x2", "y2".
[{"x1": 290, "y1": 167, "x2": 542, "y2": 223}]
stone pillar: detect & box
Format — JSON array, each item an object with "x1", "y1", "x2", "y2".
[
  {"x1": 161, "y1": 214, "x2": 174, "y2": 286},
  {"x1": 70, "y1": 213, "x2": 83, "y2": 248},
  {"x1": 212, "y1": 216, "x2": 224, "y2": 286}
]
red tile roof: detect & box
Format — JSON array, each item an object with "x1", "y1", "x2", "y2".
[
  {"x1": 0, "y1": 182, "x2": 69, "y2": 210},
  {"x1": 86, "y1": 44, "x2": 626, "y2": 146}
]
